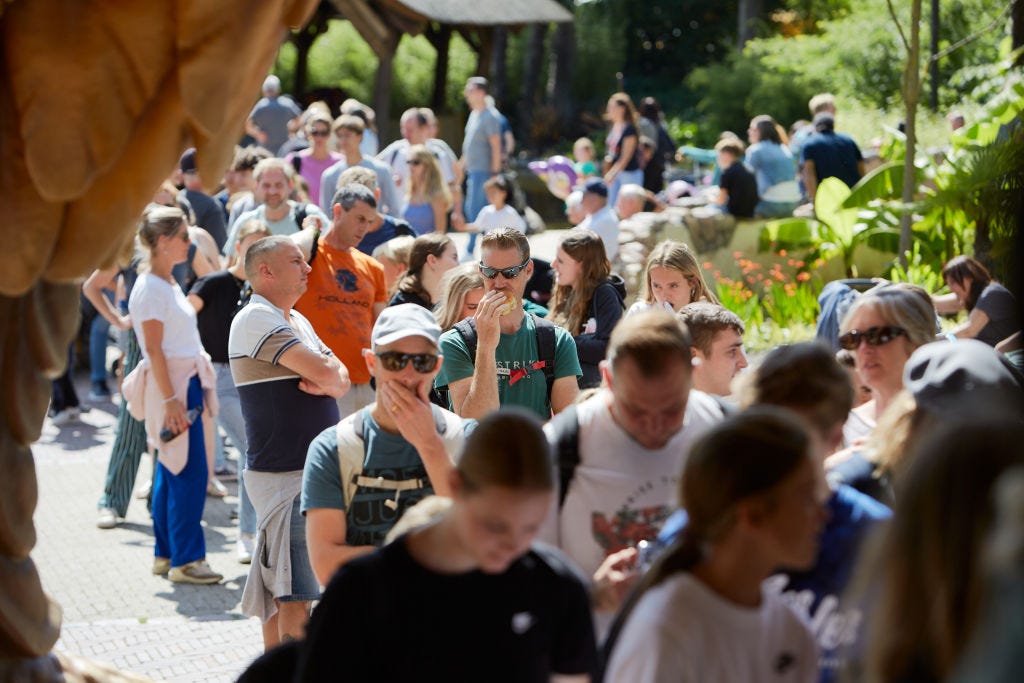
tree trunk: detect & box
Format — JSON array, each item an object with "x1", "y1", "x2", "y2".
[
  {"x1": 548, "y1": 20, "x2": 576, "y2": 140},
  {"x1": 929, "y1": 0, "x2": 939, "y2": 112},
  {"x1": 429, "y1": 24, "x2": 452, "y2": 113},
  {"x1": 517, "y1": 23, "x2": 547, "y2": 150},
  {"x1": 373, "y1": 42, "x2": 396, "y2": 143},
  {"x1": 898, "y1": 0, "x2": 923, "y2": 266},
  {"x1": 737, "y1": 0, "x2": 764, "y2": 48},
  {"x1": 491, "y1": 27, "x2": 508, "y2": 107},
  {"x1": 294, "y1": 30, "x2": 313, "y2": 98}
]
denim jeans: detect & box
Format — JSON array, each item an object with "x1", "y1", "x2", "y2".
[
  {"x1": 214, "y1": 362, "x2": 256, "y2": 535},
  {"x1": 464, "y1": 169, "x2": 491, "y2": 259},
  {"x1": 608, "y1": 168, "x2": 643, "y2": 207}
]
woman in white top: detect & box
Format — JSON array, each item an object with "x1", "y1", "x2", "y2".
[
  {"x1": 127, "y1": 205, "x2": 222, "y2": 585},
  {"x1": 604, "y1": 407, "x2": 826, "y2": 683}
]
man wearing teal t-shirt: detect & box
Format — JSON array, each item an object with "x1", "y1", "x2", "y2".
[{"x1": 434, "y1": 228, "x2": 581, "y2": 420}]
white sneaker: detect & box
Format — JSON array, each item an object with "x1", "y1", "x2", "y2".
[
  {"x1": 237, "y1": 534, "x2": 255, "y2": 564},
  {"x1": 51, "y1": 407, "x2": 81, "y2": 426},
  {"x1": 96, "y1": 507, "x2": 118, "y2": 529}
]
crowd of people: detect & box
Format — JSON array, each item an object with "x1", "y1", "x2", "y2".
[{"x1": 54, "y1": 74, "x2": 1024, "y2": 682}]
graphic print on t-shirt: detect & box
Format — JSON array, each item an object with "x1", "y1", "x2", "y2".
[
  {"x1": 334, "y1": 268, "x2": 358, "y2": 292},
  {"x1": 591, "y1": 499, "x2": 673, "y2": 555}
]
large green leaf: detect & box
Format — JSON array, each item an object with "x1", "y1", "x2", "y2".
[
  {"x1": 814, "y1": 177, "x2": 857, "y2": 245},
  {"x1": 844, "y1": 161, "x2": 905, "y2": 208},
  {"x1": 758, "y1": 218, "x2": 819, "y2": 252}
]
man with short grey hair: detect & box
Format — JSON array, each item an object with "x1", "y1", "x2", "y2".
[
  {"x1": 245, "y1": 75, "x2": 302, "y2": 156},
  {"x1": 295, "y1": 184, "x2": 389, "y2": 418}
]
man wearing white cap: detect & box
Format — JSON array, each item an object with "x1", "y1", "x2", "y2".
[{"x1": 301, "y1": 304, "x2": 474, "y2": 586}]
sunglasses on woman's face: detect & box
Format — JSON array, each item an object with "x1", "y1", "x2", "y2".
[
  {"x1": 407, "y1": 159, "x2": 422, "y2": 166},
  {"x1": 375, "y1": 352, "x2": 439, "y2": 373},
  {"x1": 478, "y1": 259, "x2": 530, "y2": 280},
  {"x1": 838, "y1": 326, "x2": 906, "y2": 350},
  {"x1": 310, "y1": 128, "x2": 330, "y2": 137}
]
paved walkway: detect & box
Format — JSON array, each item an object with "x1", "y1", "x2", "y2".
[
  {"x1": 30, "y1": 230, "x2": 563, "y2": 681},
  {"x1": 34, "y1": 391, "x2": 262, "y2": 682}
]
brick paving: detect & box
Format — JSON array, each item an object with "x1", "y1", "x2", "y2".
[
  {"x1": 29, "y1": 231, "x2": 562, "y2": 681},
  {"x1": 33, "y1": 390, "x2": 262, "y2": 682}
]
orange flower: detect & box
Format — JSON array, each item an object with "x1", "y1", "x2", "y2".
[
  {"x1": 797, "y1": 272, "x2": 811, "y2": 282},
  {"x1": 778, "y1": 249, "x2": 787, "y2": 257},
  {"x1": 703, "y1": 262, "x2": 713, "y2": 270},
  {"x1": 733, "y1": 251, "x2": 743, "y2": 259}
]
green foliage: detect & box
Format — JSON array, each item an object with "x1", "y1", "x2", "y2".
[
  {"x1": 887, "y1": 241, "x2": 946, "y2": 293},
  {"x1": 760, "y1": 177, "x2": 900, "y2": 277}
]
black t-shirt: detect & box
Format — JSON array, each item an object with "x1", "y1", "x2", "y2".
[
  {"x1": 975, "y1": 282, "x2": 1021, "y2": 347},
  {"x1": 388, "y1": 288, "x2": 432, "y2": 310},
  {"x1": 296, "y1": 537, "x2": 597, "y2": 682},
  {"x1": 720, "y1": 163, "x2": 758, "y2": 218},
  {"x1": 610, "y1": 123, "x2": 641, "y2": 171},
  {"x1": 189, "y1": 270, "x2": 245, "y2": 362}
]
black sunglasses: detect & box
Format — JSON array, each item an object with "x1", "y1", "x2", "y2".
[
  {"x1": 375, "y1": 352, "x2": 439, "y2": 373},
  {"x1": 407, "y1": 159, "x2": 422, "y2": 166},
  {"x1": 310, "y1": 129, "x2": 330, "y2": 137},
  {"x1": 479, "y1": 259, "x2": 530, "y2": 280},
  {"x1": 838, "y1": 326, "x2": 906, "y2": 350}
]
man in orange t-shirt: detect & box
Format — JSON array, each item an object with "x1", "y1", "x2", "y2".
[{"x1": 295, "y1": 183, "x2": 387, "y2": 417}]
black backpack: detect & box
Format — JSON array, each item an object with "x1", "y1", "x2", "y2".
[{"x1": 432, "y1": 314, "x2": 557, "y2": 410}]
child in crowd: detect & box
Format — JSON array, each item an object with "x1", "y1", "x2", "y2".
[
  {"x1": 627, "y1": 240, "x2": 719, "y2": 316},
  {"x1": 466, "y1": 173, "x2": 526, "y2": 235},
  {"x1": 572, "y1": 137, "x2": 598, "y2": 180},
  {"x1": 549, "y1": 229, "x2": 626, "y2": 388},
  {"x1": 372, "y1": 235, "x2": 415, "y2": 297},
  {"x1": 713, "y1": 138, "x2": 758, "y2": 218}
]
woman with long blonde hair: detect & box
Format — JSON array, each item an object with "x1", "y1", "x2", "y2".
[
  {"x1": 435, "y1": 263, "x2": 486, "y2": 331},
  {"x1": 402, "y1": 144, "x2": 451, "y2": 236},
  {"x1": 549, "y1": 229, "x2": 625, "y2": 388}
]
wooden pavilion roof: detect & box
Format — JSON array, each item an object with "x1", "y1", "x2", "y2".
[{"x1": 379, "y1": 0, "x2": 574, "y2": 26}]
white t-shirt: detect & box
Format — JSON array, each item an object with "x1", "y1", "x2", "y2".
[
  {"x1": 474, "y1": 204, "x2": 527, "y2": 234},
  {"x1": 541, "y1": 389, "x2": 724, "y2": 579},
  {"x1": 377, "y1": 138, "x2": 456, "y2": 190},
  {"x1": 606, "y1": 573, "x2": 819, "y2": 683},
  {"x1": 129, "y1": 273, "x2": 203, "y2": 359},
  {"x1": 576, "y1": 205, "x2": 620, "y2": 261},
  {"x1": 626, "y1": 300, "x2": 677, "y2": 317}
]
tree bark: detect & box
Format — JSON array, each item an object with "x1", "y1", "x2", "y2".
[
  {"x1": 548, "y1": 19, "x2": 575, "y2": 139},
  {"x1": 738, "y1": 0, "x2": 764, "y2": 48},
  {"x1": 517, "y1": 23, "x2": 547, "y2": 149},
  {"x1": 929, "y1": 0, "x2": 939, "y2": 112},
  {"x1": 428, "y1": 23, "x2": 452, "y2": 113},
  {"x1": 491, "y1": 27, "x2": 508, "y2": 107},
  {"x1": 898, "y1": 0, "x2": 923, "y2": 266}
]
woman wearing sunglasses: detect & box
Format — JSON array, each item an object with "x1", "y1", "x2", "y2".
[
  {"x1": 301, "y1": 304, "x2": 473, "y2": 587},
  {"x1": 826, "y1": 285, "x2": 937, "y2": 502},
  {"x1": 285, "y1": 112, "x2": 342, "y2": 208}
]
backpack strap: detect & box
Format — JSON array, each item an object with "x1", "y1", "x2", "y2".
[
  {"x1": 546, "y1": 403, "x2": 580, "y2": 509},
  {"x1": 530, "y1": 313, "x2": 557, "y2": 404},
  {"x1": 293, "y1": 202, "x2": 310, "y2": 232},
  {"x1": 338, "y1": 406, "x2": 448, "y2": 511}
]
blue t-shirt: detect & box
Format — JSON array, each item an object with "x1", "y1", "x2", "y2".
[
  {"x1": 657, "y1": 484, "x2": 891, "y2": 683},
  {"x1": 746, "y1": 141, "x2": 796, "y2": 196},
  {"x1": 357, "y1": 215, "x2": 414, "y2": 256}
]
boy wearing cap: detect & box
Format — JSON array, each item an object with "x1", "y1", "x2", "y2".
[
  {"x1": 302, "y1": 304, "x2": 474, "y2": 586},
  {"x1": 576, "y1": 178, "x2": 619, "y2": 261}
]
